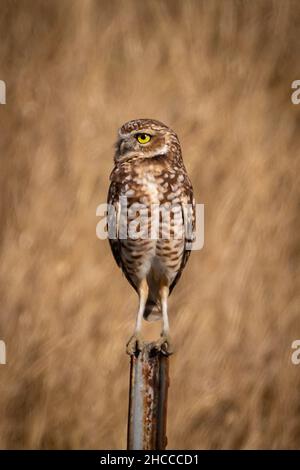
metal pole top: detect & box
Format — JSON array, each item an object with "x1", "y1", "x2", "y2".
[{"x1": 127, "y1": 343, "x2": 170, "y2": 450}]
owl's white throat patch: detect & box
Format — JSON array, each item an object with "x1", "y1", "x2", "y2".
[{"x1": 147, "y1": 144, "x2": 169, "y2": 159}]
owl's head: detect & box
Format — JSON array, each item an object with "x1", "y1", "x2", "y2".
[{"x1": 114, "y1": 119, "x2": 181, "y2": 163}]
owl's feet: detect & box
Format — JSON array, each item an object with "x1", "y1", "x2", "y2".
[
  {"x1": 126, "y1": 333, "x2": 144, "y2": 355},
  {"x1": 153, "y1": 334, "x2": 174, "y2": 356}
]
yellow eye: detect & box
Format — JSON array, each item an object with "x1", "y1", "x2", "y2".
[{"x1": 137, "y1": 133, "x2": 151, "y2": 144}]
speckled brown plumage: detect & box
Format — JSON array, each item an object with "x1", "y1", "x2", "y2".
[{"x1": 107, "y1": 119, "x2": 195, "y2": 354}]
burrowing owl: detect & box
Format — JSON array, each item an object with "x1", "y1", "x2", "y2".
[{"x1": 108, "y1": 119, "x2": 195, "y2": 355}]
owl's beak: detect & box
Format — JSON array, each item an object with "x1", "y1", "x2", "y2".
[{"x1": 120, "y1": 138, "x2": 132, "y2": 155}]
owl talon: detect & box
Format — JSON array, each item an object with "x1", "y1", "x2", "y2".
[
  {"x1": 126, "y1": 333, "x2": 144, "y2": 355},
  {"x1": 153, "y1": 334, "x2": 174, "y2": 356}
]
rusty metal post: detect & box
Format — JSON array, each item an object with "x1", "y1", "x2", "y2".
[{"x1": 127, "y1": 343, "x2": 170, "y2": 450}]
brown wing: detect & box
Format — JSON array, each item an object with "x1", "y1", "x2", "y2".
[
  {"x1": 169, "y1": 180, "x2": 195, "y2": 294},
  {"x1": 107, "y1": 180, "x2": 138, "y2": 293}
]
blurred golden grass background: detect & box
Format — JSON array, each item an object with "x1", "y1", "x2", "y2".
[{"x1": 0, "y1": 0, "x2": 300, "y2": 449}]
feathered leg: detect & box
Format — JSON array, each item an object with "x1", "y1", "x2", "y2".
[
  {"x1": 126, "y1": 279, "x2": 148, "y2": 355},
  {"x1": 154, "y1": 285, "x2": 174, "y2": 355}
]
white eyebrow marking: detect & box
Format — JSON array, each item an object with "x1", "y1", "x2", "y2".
[
  {"x1": 118, "y1": 130, "x2": 130, "y2": 139},
  {"x1": 133, "y1": 128, "x2": 156, "y2": 135},
  {"x1": 118, "y1": 128, "x2": 156, "y2": 139}
]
